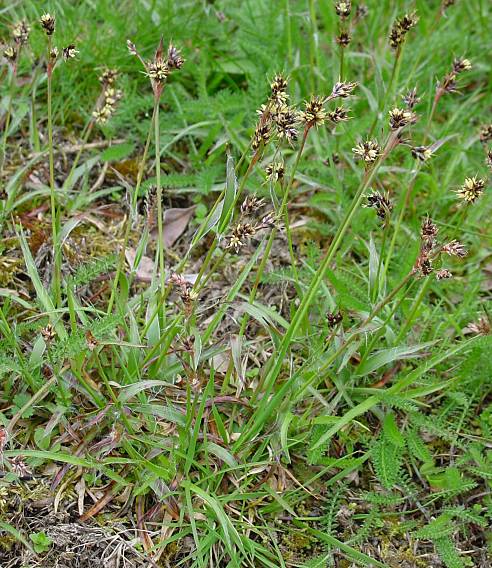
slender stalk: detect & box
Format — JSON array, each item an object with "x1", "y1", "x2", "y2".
[
  {"x1": 372, "y1": 219, "x2": 390, "y2": 303},
  {"x1": 308, "y1": 0, "x2": 318, "y2": 92},
  {"x1": 62, "y1": 120, "x2": 94, "y2": 191},
  {"x1": 395, "y1": 276, "x2": 432, "y2": 342},
  {"x1": 107, "y1": 104, "x2": 156, "y2": 314},
  {"x1": 155, "y1": 100, "x2": 166, "y2": 301},
  {"x1": 321, "y1": 272, "x2": 413, "y2": 372},
  {"x1": 383, "y1": 167, "x2": 421, "y2": 280},
  {"x1": 47, "y1": 38, "x2": 61, "y2": 307},
  {"x1": 368, "y1": 46, "x2": 403, "y2": 138},
  {"x1": 0, "y1": 64, "x2": 17, "y2": 175},
  {"x1": 339, "y1": 45, "x2": 345, "y2": 82}
]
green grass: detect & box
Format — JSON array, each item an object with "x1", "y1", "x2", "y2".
[{"x1": 1, "y1": 0, "x2": 491, "y2": 567}]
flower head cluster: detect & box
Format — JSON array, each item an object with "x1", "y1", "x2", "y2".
[
  {"x1": 327, "y1": 311, "x2": 343, "y2": 328},
  {"x1": 252, "y1": 123, "x2": 272, "y2": 151},
  {"x1": 437, "y1": 57, "x2": 472, "y2": 96},
  {"x1": 300, "y1": 95, "x2": 327, "y2": 128},
  {"x1": 335, "y1": 1, "x2": 351, "y2": 19},
  {"x1": 270, "y1": 74, "x2": 289, "y2": 105},
  {"x1": 389, "y1": 107, "x2": 417, "y2": 130},
  {"x1": 441, "y1": 0, "x2": 456, "y2": 11},
  {"x1": 336, "y1": 32, "x2": 351, "y2": 47},
  {"x1": 453, "y1": 58, "x2": 472, "y2": 73},
  {"x1": 330, "y1": 81, "x2": 358, "y2": 99},
  {"x1": 167, "y1": 44, "x2": 184, "y2": 70},
  {"x1": 354, "y1": 4, "x2": 368, "y2": 24},
  {"x1": 272, "y1": 104, "x2": 300, "y2": 144},
  {"x1": 93, "y1": 70, "x2": 123, "y2": 125},
  {"x1": 128, "y1": 38, "x2": 184, "y2": 97},
  {"x1": 225, "y1": 198, "x2": 275, "y2": 253},
  {"x1": 62, "y1": 44, "x2": 78, "y2": 61},
  {"x1": 455, "y1": 177, "x2": 486, "y2": 204},
  {"x1": 414, "y1": 217, "x2": 467, "y2": 280},
  {"x1": 467, "y1": 316, "x2": 491, "y2": 336},
  {"x1": 12, "y1": 20, "x2": 30, "y2": 46},
  {"x1": 265, "y1": 162, "x2": 285, "y2": 183},
  {"x1": 479, "y1": 124, "x2": 492, "y2": 144},
  {"x1": 402, "y1": 87, "x2": 421, "y2": 109},
  {"x1": 389, "y1": 12, "x2": 418, "y2": 49},
  {"x1": 328, "y1": 106, "x2": 350, "y2": 124},
  {"x1": 2, "y1": 45, "x2": 16, "y2": 65},
  {"x1": 442, "y1": 240, "x2": 468, "y2": 258},
  {"x1": 365, "y1": 191, "x2": 393, "y2": 222},
  {"x1": 169, "y1": 273, "x2": 197, "y2": 315},
  {"x1": 411, "y1": 145, "x2": 433, "y2": 162},
  {"x1": 486, "y1": 150, "x2": 492, "y2": 171},
  {"x1": 241, "y1": 195, "x2": 266, "y2": 214},
  {"x1": 352, "y1": 139, "x2": 381, "y2": 164},
  {"x1": 40, "y1": 13, "x2": 55, "y2": 35}
]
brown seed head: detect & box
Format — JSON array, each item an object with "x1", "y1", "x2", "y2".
[
  {"x1": 127, "y1": 39, "x2": 138, "y2": 56},
  {"x1": 354, "y1": 4, "x2": 369, "y2": 23},
  {"x1": 10, "y1": 456, "x2": 31, "y2": 478},
  {"x1": 41, "y1": 323, "x2": 56, "y2": 343},
  {"x1": 442, "y1": 240, "x2": 468, "y2": 258},
  {"x1": 167, "y1": 43, "x2": 184, "y2": 70},
  {"x1": 402, "y1": 87, "x2": 421, "y2": 109},
  {"x1": 486, "y1": 149, "x2": 492, "y2": 170},
  {"x1": 421, "y1": 217, "x2": 439, "y2": 240},
  {"x1": 336, "y1": 32, "x2": 351, "y2": 47},
  {"x1": 327, "y1": 311, "x2": 343, "y2": 327},
  {"x1": 389, "y1": 13, "x2": 418, "y2": 49},
  {"x1": 467, "y1": 316, "x2": 491, "y2": 336},
  {"x1": 241, "y1": 195, "x2": 265, "y2": 214},
  {"x1": 273, "y1": 105, "x2": 299, "y2": 144},
  {"x1": 436, "y1": 269, "x2": 452, "y2": 280},
  {"x1": 252, "y1": 123, "x2": 272, "y2": 151},
  {"x1": 331, "y1": 81, "x2": 358, "y2": 99}
]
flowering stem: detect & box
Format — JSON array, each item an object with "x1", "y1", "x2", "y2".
[
  {"x1": 47, "y1": 38, "x2": 61, "y2": 307},
  {"x1": 155, "y1": 98, "x2": 166, "y2": 308},
  {"x1": 383, "y1": 166, "x2": 421, "y2": 282},
  {"x1": 0, "y1": 65, "x2": 17, "y2": 176},
  {"x1": 62, "y1": 120, "x2": 94, "y2": 191},
  {"x1": 368, "y1": 45, "x2": 403, "y2": 138},
  {"x1": 107, "y1": 105, "x2": 156, "y2": 315},
  {"x1": 372, "y1": 218, "x2": 390, "y2": 303}
]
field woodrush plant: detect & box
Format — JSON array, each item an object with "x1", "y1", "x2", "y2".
[{"x1": 0, "y1": 1, "x2": 491, "y2": 567}]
